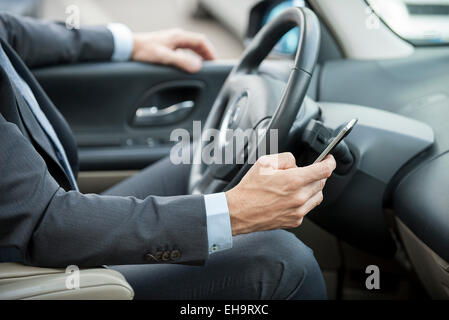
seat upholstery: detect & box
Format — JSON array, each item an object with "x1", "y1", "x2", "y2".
[{"x1": 0, "y1": 263, "x2": 134, "y2": 300}]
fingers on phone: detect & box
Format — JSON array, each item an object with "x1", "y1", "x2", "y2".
[
  {"x1": 296, "y1": 191, "x2": 324, "y2": 216},
  {"x1": 257, "y1": 152, "x2": 297, "y2": 170},
  {"x1": 303, "y1": 179, "x2": 327, "y2": 199},
  {"x1": 289, "y1": 156, "x2": 336, "y2": 183}
]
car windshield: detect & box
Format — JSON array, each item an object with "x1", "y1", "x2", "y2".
[
  {"x1": 263, "y1": 0, "x2": 305, "y2": 55},
  {"x1": 367, "y1": 0, "x2": 449, "y2": 45}
]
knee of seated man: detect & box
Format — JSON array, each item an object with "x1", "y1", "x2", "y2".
[{"x1": 243, "y1": 229, "x2": 324, "y2": 299}]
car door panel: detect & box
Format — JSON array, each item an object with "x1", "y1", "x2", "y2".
[{"x1": 33, "y1": 61, "x2": 233, "y2": 172}]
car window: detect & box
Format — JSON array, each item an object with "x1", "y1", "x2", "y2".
[
  {"x1": 38, "y1": 0, "x2": 244, "y2": 59},
  {"x1": 367, "y1": 0, "x2": 449, "y2": 45}
]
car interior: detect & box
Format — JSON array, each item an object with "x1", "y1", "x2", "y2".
[{"x1": 0, "y1": 0, "x2": 448, "y2": 300}]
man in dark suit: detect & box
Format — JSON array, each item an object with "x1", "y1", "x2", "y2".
[{"x1": 0, "y1": 13, "x2": 336, "y2": 299}]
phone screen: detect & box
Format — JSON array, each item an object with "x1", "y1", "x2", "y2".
[{"x1": 313, "y1": 118, "x2": 358, "y2": 164}]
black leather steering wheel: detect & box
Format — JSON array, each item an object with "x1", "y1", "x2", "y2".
[{"x1": 188, "y1": 7, "x2": 321, "y2": 195}]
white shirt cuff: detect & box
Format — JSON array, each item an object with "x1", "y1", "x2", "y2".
[
  {"x1": 204, "y1": 193, "x2": 233, "y2": 255},
  {"x1": 107, "y1": 23, "x2": 134, "y2": 61}
]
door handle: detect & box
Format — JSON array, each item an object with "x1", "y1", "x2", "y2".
[{"x1": 133, "y1": 100, "x2": 194, "y2": 126}]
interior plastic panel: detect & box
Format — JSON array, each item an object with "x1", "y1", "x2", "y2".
[
  {"x1": 33, "y1": 61, "x2": 233, "y2": 171},
  {"x1": 306, "y1": 102, "x2": 434, "y2": 256},
  {"x1": 320, "y1": 103, "x2": 434, "y2": 183},
  {"x1": 319, "y1": 47, "x2": 449, "y2": 159},
  {"x1": 394, "y1": 152, "x2": 449, "y2": 262},
  {"x1": 317, "y1": 46, "x2": 449, "y2": 259}
]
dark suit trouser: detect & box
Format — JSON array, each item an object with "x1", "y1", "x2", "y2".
[{"x1": 105, "y1": 158, "x2": 327, "y2": 300}]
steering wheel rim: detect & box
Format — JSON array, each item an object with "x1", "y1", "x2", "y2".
[{"x1": 188, "y1": 7, "x2": 321, "y2": 195}]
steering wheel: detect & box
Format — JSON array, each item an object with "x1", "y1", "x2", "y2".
[{"x1": 188, "y1": 7, "x2": 321, "y2": 195}]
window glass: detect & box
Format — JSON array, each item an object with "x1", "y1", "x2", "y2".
[
  {"x1": 367, "y1": 0, "x2": 449, "y2": 45},
  {"x1": 263, "y1": 0, "x2": 306, "y2": 55}
]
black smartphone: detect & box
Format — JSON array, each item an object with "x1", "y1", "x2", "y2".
[{"x1": 313, "y1": 118, "x2": 358, "y2": 164}]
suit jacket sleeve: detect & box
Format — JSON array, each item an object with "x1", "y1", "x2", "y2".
[
  {"x1": 0, "y1": 12, "x2": 114, "y2": 68},
  {"x1": 0, "y1": 114, "x2": 209, "y2": 268}
]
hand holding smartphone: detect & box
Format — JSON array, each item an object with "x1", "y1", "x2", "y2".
[{"x1": 313, "y1": 118, "x2": 358, "y2": 164}]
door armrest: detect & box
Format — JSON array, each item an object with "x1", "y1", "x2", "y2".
[{"x1": 0, "y1": 263, "x2": 134, "y2": 300}]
